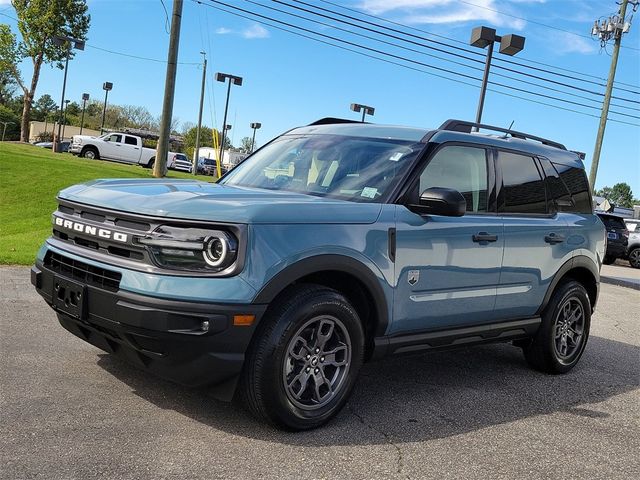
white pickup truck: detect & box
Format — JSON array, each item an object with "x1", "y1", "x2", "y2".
[
  {"x1": 69, "y1": 132, "x2": 156, "y2": 168},
  {"x1": 70, "y1": 132, "x2": 191, "y2": 171}
]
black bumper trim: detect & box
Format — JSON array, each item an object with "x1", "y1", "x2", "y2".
[{"x1": 32, "y1": 264, "x2": 266, "y2": 396}]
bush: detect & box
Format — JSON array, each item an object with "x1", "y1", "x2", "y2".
[{"x1": 34, "y1": 131, "x2": 53, "y2": 142}]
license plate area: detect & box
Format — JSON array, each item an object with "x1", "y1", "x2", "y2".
[{"x1": 53, "y1": 275, "x2": 86, "y2": 320}]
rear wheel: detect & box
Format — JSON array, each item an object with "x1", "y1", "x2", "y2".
[
  {"x1": 522, "y1": 280, "x2": 590, "y2": 374},
  {"x1": 629, "y1": 248, "x2": 640, "y2": 269},
  {"x1": 146, "y1": 158, "x2": 155, "y2": 169},
  {"x1": 240, "y1": 285, "x2": 364, "y2": 431}
]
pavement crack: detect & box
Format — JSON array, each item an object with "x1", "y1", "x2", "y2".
[{"x1": 347, "y1": 403, "x2": 410, "y2": 479}]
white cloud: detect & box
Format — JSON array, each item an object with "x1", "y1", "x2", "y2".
[
  {"x1": 215, "y1": 27, "x2": 233, "y2": 35},
  {"x1": 552, "y1": 32, "x2": 597, "y2": 55},
  {"x1": 359, "y1": 0, "x2": 529, "y2": 30},
  {"x1": 242, "y1": 24, "x2": 270, "y2": 39}
]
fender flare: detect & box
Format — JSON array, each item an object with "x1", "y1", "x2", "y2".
[
  {"x1": 537, "y1": 255, "x2": 600, "y2": 314},
  {"x1": 253, "y1": 254, "x2": 390, "y2": 337}
]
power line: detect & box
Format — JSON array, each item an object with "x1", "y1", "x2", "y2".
[
  {"x1": 86, "y1": 44, "x2": 200, "y2": 65},
  {"x1": 195, "y1": 0, "x2": 639, "y2": 126},
  {"x1": 203, "y1": 0, "x2": 640, "y2": 119},
  {"x1": 252, "y1": 0, "x2": 639, "y2": 111},
  {"x1": 263, "y1": 0, "x2": 639, "y2": 107},
  {"x1": 315, "y1": 0, "x2": 640, "y2": 91}
]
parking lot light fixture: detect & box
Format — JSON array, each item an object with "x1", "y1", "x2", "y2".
[
  {"x1": 100, "y1": 82, "x2": 113, "y2": 134},
  {"x1": 350, "y1": 103, "x2": 375, "y2": 122},
  {"x1": 80, "y1": 93, "x2": 89, "y2": 135},
  {"x1": 470, "y1": 26, "x2": 525, "y2": 129},
  {"x1": 215, "y1": 72, "x2": 243, "y2": 165},
  {"x1": 250, "y1": 122, "x2": 262, "y2": 152},
  {"x1": 52, "y1": 34, "x2": 84, "y2": 152}
]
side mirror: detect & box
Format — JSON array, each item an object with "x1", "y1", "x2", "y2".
[{"x1": 413, "y1": 187, "x2": 466, "y2": 217}]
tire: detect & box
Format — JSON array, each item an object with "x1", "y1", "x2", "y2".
[
  {"x1": 628, "y1": 248, "x2": 640, "y2": 269},
  {"x1": 80, "y1": 147, "x2": 99, "y2": 160},
  {"x1": 146, "y1": 158, "x2": 155, "y2": 169},
  {"x1": 240, "y1": 284, "x2": 364, "y2": 431},
  {"x1": 522, "y1": 280, "x2": 591, "y2": 374},
  {"x1": 603, "y1": 255, "x2": 616, "y2": 265}
]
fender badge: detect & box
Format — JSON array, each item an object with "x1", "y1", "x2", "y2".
[{"x1": 408, "y1": 270, "x2": 419, "y2": 286}]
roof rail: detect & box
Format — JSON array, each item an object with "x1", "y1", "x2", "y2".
[
  {"x1": 308, "y1": 117, "x2": 365, "y2": 126},
  {"x1": 438, "y1": 119, "x2": 566, "y2": 151}
]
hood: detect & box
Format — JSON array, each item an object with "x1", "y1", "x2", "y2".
[
  {"x1": 72, "y1": 134, "x2": 98, "y2": 142},
  {"x1": 58, "y1": 179, "x2": 382, "y2": 224}
]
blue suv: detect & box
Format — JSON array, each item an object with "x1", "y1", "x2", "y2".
[{"x1": 32, "y1": 119, "x2": 605, "y2": 430}]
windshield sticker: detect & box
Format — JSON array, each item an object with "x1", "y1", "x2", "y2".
[
  {"x1": 361, "y1": 187, "x2": 378, "y2": 198},
  {"x1": 389, "y1": 152, "x2": 404, "y2": 162}
]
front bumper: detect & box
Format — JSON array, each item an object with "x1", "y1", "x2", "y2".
[
  {"x1": 68, "y1": 144, "x2": 82, "y2": 154},
  {"x1": 31, "y1": 262, "x2": 266, "y2": 399}
]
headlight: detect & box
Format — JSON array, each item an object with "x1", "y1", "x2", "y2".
[{"x1": 137, "y1": 226, "x2": 238, "y2": 272}]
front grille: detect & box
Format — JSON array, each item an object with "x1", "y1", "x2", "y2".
[{"x1": 44, "y1": 251, "x2": 122, "y2": 291}]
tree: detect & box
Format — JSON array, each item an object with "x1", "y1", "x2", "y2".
[
  {"x1": 596, "y1": 183, "x2": 634, "y2": 208},
  {"x1": 239, "y1": 136, "x2": 253, "y2": 153},
  {"x1": 32, "y1": 93, "x2": 57, "y2": 121},
  {"x1": 0, "y1": 1, "x2": 90, "y2": 141},
  {"x1": 0, "y1": 68, "x2": 16, "y2": 105},
  {"x1": 0, "y1": 104, "x2": 20, "y2": 140}
]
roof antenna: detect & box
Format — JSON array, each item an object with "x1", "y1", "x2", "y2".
[{"x1": 503, "y1": 120, "x2": 515, "y2": 138}]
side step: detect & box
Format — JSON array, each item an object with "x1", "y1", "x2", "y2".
[{"x1": 373, "y1": 317, "x2": 541, "y2": 358}]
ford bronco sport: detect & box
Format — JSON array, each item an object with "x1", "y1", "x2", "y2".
[{"x1": 32, "y1": 119, "x2": 605, "y2": 430}]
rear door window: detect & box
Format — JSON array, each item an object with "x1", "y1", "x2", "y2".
[
  {"x1": 498, "y1": 151, "x2": 547, "y2": 214},
  {"x1": 124, "y1": 136, "x2": 138, "y2": 146}
]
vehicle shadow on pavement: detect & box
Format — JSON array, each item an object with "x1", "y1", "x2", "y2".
[{"x1": 95, "y1": 335, "x2": 639, "y2": 445}]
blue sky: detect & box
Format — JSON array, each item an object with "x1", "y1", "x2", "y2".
[{"x1": 2, "y1": 0, "x2": 639, "y2": 193}]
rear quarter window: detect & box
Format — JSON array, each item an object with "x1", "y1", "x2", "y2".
[{"x1": 552, "y1": 162, "x2": 592, "y2": 214}]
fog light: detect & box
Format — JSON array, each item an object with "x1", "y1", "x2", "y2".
[{"x1": 201, "y1": 320, "x2": 210, "y2": 332}]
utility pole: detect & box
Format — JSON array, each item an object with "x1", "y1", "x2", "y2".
[
  {"x1": 589, "y1": 0, "x2": 637, "y2": 192},
  {"x1": 194, "y1": 51, "x2": 207, "y2": 176},
  {"x1": 80, "y1": 93, "x2": 89, "y2": 135},
  {"x1": 154, "y1": 0, "x2": 183, "y2": 178}
]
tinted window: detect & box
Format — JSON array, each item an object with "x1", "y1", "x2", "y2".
[
  {"x1": 598, "y1": 215, "x2": 626, "y2": 230},
  {"x1": 499, "y1": 151, "x2": 547, "y2": 214},
  {"x1": 538, "y1": 157, "x2": 573, "y2": 212},
  {"x1": 419, "y1": 146, "x2": 488, "y2": 213},
  {"x1": 552, "y1": 162, "x2": 592, "y2": 213},
  {"x1": 124, "y1": 136, "x2": 137, "y2": 145}
]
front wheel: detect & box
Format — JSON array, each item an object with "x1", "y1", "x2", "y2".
[
  {"x1": 628, "y1": 248, "x2": 640, "y2": 269},
  {"x1": 240, "y1": 285, "x2": 364, "y2": 430},
  {"x1": 80, "y1": 147, "x2": 99, "y2": 160},
  {"x1": 603, "y1": 255, "x2": 616, "y2": 265},
  {"x1": 522, "y1": 280, "x2": 591, "y2": 374}
]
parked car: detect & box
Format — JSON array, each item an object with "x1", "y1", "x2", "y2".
[
  {"x1": 623, "y1": 218, "x2": 640, "y2": 268},
  {"x1": 197, "y1": 157, "x2": 218, "y2": 175},
  {"x1": 168, "y1": 152, "x2": 192, "y2": 173},
  {"x1": 34, "y1": 141, "x2": 70, "y2": 152},
  {"x1": 68, "y1": 132, "x2": 155, "y2": 168},
  {"x1": 596, "y1": 212, "x2": 629, "y2": 264},
  {"x1": 32, "y1": 118, "x2": 604, "y2": 430}
]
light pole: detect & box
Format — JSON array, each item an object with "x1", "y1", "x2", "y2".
[
  {"x1": 470, "y1": 26, "x2": 525, "y2": 128},
  {"x1": 80, "y1": 93, "x2": 89, "y2": 135},
  {"x1": 1, "y1": 121, "x2": 13, "y2": 141},
  {"x1": 62, "y1": 99, "x2": 70, "y2": 140},
  {"x1": 215, "y1": 72, "x2": 243, "y2": 167},
  {"x1": 250, "y1": 122, "x2": 261, "y2": 152},
  {"x1": 350, "y1": 103, "x2": 375, "y2": 122},
  {"x1": 100, "y1": 82, "x2": 113, "y2": 134},
  {"x1": 194, "y1": 51, "x2": 207, "y2": 176},
  {"x1": 52, "y1": 34, "x2": 85, "y2": 152}
]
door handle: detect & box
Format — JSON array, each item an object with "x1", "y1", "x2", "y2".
[
  {"x1": 544, "y1": 233, "x2": 565, "y2": 244},
  {"x1": 472, "y1": 232, "x2": 498, "y2": 243}
]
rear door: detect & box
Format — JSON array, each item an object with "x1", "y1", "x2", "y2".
[
  {"x1": 121, "y1": 135, "x2": 142, "y2": 163},
  {"x1": 494, "y1": 150, "x2": 572, "y2": 320},
  {"x1": 393, "y1": 144, "x2": 504, "y2": 334}
]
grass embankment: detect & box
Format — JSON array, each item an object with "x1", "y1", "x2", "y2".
[{"x1": 0, "y1": 143, "x2": 211, "y2": 265}]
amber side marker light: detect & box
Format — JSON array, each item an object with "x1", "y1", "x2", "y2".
[{"x1": 233, "y1": 315, "x2": 255, "y2": 326}]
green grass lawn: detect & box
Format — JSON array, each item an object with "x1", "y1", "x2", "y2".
[{"x1": 0, "y1": 143, "x2": 212, "y2": 265}]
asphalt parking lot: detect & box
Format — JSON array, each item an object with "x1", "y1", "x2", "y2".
[{"x1": 1, "y1": 266, "x2": 638, "y2": 480}]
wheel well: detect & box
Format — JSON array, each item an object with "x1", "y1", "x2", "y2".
[
  {"x1": 266, "y1": 270, "x2": 380, "y2": 360},
  {"x1": 560, "y1": 267, "x2": 598, "y2": 311},
  {"x1": 82, "y1": 145, "x2": 97, "y2": 153}
]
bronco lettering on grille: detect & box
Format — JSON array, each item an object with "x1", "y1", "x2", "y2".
[{"x1": 54, "y1": 216, "x2": 128, "y2": 243}]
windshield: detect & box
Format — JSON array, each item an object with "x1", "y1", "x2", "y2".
[{"x1": 220, "y1": 134, "x2": 422, "y2": 202}]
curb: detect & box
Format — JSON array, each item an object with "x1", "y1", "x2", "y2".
[{"x1": 600, "y1": 276, "x2": 640, "y2": 291}]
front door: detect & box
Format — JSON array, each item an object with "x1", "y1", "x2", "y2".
[{"x1": 392, "y1": 144, "x2": 504, "y2": 335}]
